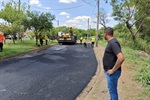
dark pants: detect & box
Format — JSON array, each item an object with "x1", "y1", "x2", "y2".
[
  {"x1": 84, "y1": 43, "x2": 87, "y2": 48},
  {"x1": 80, "y1": 40, "x2": 82, "y2": 44},
  {"x1": 91, "y1": 42, "x2": 94, "y2": 48},
  {"x1": 0, "y1": 43, "x2": 3, "y2": 52},
  {"x1": 45, "y1": 40, "x2": 48, "y2": 45},
  {"x1": 40, "y1": 39, "x2": 43, "y2": 46}
]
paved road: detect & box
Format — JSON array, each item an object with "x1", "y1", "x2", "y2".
[{"x1": 0, "y1": 44, "x2": 97, "y2": 100}]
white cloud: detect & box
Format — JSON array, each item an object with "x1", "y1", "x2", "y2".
[
  {"x1": 43, "y1": 7, "x2": 50, "y2": 10},
  {"x1": 29, "y1": 0, "x2": 41, "y2": 6},
  {"x1": 66, "y1": 16, "x2": 92, "y2": 29},
  {"x1": 60, "y1": 12, "x2": 69, "y2": 16},
  {"x1": 74, "y1": 16, "x2": 90, "y2": 21},
  {"x1": 59, "y1": 0, "x2": 77, "y2": 4},
  {"x1": 66, "y1": 16, "x2": 70, "y2": 18},
  {"x1": 59, "y1": 12, "x2": 70, "y2": 18}
]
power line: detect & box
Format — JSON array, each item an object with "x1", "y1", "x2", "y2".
[
  {"x1": 81, "y1": 0, "x2": 95, "y2": 6},
  {"x1": 30, "y1": 1, "x2": 95, "y2": 11},
  {"x1": 90, "y1": 2, "x2": 97, "y2": 17}
]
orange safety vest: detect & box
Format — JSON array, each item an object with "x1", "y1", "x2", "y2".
[
  {"x1": 64, "y1": 34, "x2": 67, "y2": 38},
  {"x1": 0, "y1": 34, "x2": 4, "y2": 43}
]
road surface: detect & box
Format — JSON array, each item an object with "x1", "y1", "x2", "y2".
[{"x1": 0, "y1": 44, "x2": 97, "y2": 100}]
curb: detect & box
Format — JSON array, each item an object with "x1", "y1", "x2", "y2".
[{"x1": 76, "y1": 46, "x2": 102, "y2": 100}]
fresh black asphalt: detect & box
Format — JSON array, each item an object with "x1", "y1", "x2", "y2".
[{"x1": 0, "y1": 44, "x2": 97, "y2": 100}]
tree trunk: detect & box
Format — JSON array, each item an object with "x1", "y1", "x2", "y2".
[
  {"x1": 125, "y1": 22, "x2": 136, "y2": 42},
  {"x1": 35, "y1": 34, "x2": 38, "y2": 45},
  {"x1": 13, "y1": 33, "x2": 16, "y2": 44},
  {"x1": 34, "y1": 31, "x2": 39, "y2": 45}
]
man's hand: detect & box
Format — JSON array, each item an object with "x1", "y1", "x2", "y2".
[{"x1": 106, "y1": 69, "x2": 115, "y2": 75}]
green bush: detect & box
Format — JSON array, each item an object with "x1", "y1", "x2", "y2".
[{"x1": 136, "y1": 66, "x2": 150, "y2": 86}]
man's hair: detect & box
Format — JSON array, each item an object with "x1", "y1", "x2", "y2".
[{"x1": 104, "y1": 27, "x2": 114, "y2": 36}]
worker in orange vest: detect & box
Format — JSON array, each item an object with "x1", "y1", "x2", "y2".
[
  {"x1": 63, "y1": 33, "x2": 67, "y2": 40},
  {"x1": 0, "y1": 32, "x2": 5, "y2": 52}
]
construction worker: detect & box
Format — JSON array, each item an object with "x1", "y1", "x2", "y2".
[
  {"x1": 69, "y1": 27, "x2": 73, "y2": 36},
  {"x1": 83, "y1": 38, "x2": 87, "y2": 48},
  {"x1": 80, "y1": 36, "x2": 83, "y2": 44},
  {"x1": 63, "y1": 33, "x2": 67, "y2": 40},
  {"x1": 44, "y1": 35, "x2": 49, "y2": 45},
  {"x1": 0, "y1": 32, "x2": 5, "y2": 52},
  {"x1": 91, "y1": 36, "x2": 95, "y2": 48}
]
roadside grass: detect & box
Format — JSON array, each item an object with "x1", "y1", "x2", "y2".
[
  {"x1": 99, "y1": 40, "x2": 150, "y2": 96},
  {"x1": 123, "y1": 46, "x2": 150, "y2": 97},
  {"x1": 0, "y1": 40, "x2": 57, "y2": 58}
]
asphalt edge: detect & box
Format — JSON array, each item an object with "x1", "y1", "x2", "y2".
[
  {"x1": 76, "y1": 46, "x2": 102, "y2": 100},
  {"x1": 0, "y1": 44, "x2": 56, "y2": 61}
]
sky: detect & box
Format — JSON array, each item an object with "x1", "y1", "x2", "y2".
[{"x1": 0, "y1": 0, "x2": 118, "y2": 30}]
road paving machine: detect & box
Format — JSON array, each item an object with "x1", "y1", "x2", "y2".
[{"x1": 57, "y1": 27, "x2": 77, "y2": 44}]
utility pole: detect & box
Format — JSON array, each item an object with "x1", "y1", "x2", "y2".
[
  {"x1": 57, "y1": 20, "x2": 59, "y2": 27},
  {"x1": 88, "y1": 18, "x2": 89, "y2": 30},
  {"x1": 87, "y1": 18, "x2": 89, "y2": 41},
  {"x1": 18, "y1": 0, "x2": 20, "y2": 11},
  {"x1": 96, "y1": 0, "x2": 100, "y2": 47}
]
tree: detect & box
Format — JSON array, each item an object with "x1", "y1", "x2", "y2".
[
  {"x1": 114, "y1": 23, "x2": 128, "y2": 33},
  {"x1": 26, "y1": 11, "x2": 55, "y2": 45},
  {"x1": 0, "y1": 0, "x2": 28, "y2": 43},
  {"x1": 135, "y1": 0, "x2": 150, "y2": 42},
  {"x1": 99, "y1": 8, "x2": 109, "y2": 29},
  {"x1": 109, "y1": 0, "x2": 149, "y2": 42}
]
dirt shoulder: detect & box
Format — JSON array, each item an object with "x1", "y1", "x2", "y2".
[{"x1": 77, "y1": 45, "x2": 149, "y2": 100}]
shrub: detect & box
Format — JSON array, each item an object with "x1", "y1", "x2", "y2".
[{"x1": 136, "y1": 66, "x2": 150, "y2": 86}]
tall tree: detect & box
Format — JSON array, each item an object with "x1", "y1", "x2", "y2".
[
  {"x1": 108, "y1": 0, "x2": 148, "y2": 42},
  {"x1": 26, "y1": 11, "x2": 55, "y2": 45},
  {"x1": 135, "y1": 0, "x2": 150, "y2": 42},
  {"x1": 0, "y1": 0, "x2": 28, "y2": 43},
  {"x1": 99, "y1": 8, "x2": 109, "y2": 29}
]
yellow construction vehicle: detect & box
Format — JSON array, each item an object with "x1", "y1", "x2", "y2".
[{"x1": 57, "y1": 27, "x2": 77, "y2": 44}]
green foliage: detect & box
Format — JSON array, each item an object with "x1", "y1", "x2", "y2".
[
  {"x1": 25, "y1": 30, "x2": 35, "y2": 39},
  {"x1": 24, "y1": 10, "x2": 55, "y2": 45},
  {"x1": 112, "y1": 31, "x2": 150, "y2": 86},
  {"x1": 0, "y1": 0, "x2": 55, "y2": 45},
  {"x1": 114, "y1": 23, "x2": 128, "y2": 33},
  {"x1": 26, "y1": 11, "x2": 55, "y2": 33},
  {"x1": 0, "y1": 40, "x2": 57, "y2": 58},
  {"x1": 118, "y1": 43, "x2": 150, "y2": 86},
  {"x1": 0, "y1": 0, "x2": 27, "y2": 30},
  {"x1": 135, "y1": 0, "x2": 150, "y2": 43},
  {"x1": 114, "y1": 23, "x2": 150, "y2": 55},
  {"x1": 98, "y1": 27, "x2": 105, "y2": 40},
  {"x1": 136, "y1": 66, "x2": 150, "y2": 86},
  {"x1": 0, "y1": 0, "x2": 29, "y2": 44},
  {"x1": 109, "y1": 0, "x2": 149, "y2": 42}
]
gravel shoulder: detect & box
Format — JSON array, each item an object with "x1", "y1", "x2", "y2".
[{"x1": 77, "y1": 45, "x2": 150, "y2": 100}]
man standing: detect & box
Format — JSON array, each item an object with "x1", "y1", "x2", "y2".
[
  {"x1": 0, "y1": 32, "x2": 5, "y2": 52},
  {"x1": 102, "y1": 27, "x2": 125, "y2": 100}
]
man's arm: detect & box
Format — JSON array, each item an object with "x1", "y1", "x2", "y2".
[{"x1": 106, "y1": 52, "x2": 125, "y2": 75}]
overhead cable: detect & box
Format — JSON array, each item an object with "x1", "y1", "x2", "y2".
[{"x1": 31, "y1": 1, "x2": 95, "y2": 10}]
